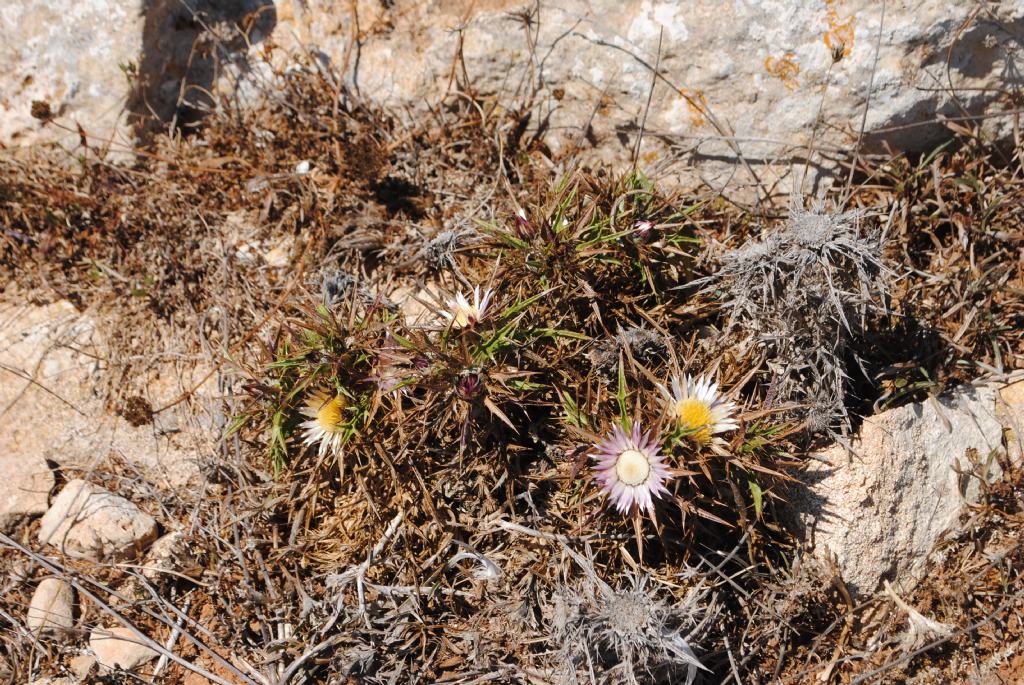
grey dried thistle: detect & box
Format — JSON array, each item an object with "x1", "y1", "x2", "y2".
[
  {"x1": 699, "y1": 197, "x2": 892, "y2": 434},
  {"x1": 588, "y1": 325, "x2": 671, "y2": 377},
  {"x1": 320, "y1": 268, "x2": 396, "y2": 310},
  {"x1": 423, "y1": 229, "x2": 463, "y2": 271},
  {"x1": 552, "y1": 564, "x2": 711, "y2": 685}
]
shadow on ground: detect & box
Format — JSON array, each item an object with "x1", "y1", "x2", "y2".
[{"x1": 128, "y1": 0, "x2": 277, "y2": 139}]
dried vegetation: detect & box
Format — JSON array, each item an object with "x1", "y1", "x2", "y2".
[{"x1": 0, "y1": 40, "x2": 1023, "y2": 685}]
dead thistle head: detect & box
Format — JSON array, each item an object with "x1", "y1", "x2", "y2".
[
  {"x1": 552, "y1": 569, "x2": 711, "y2": 685},
  {"x1": 588, "y1": 325, "x2": 670, "y2": 378},
  {"x1": 703, "y1": 197, "x2": 892, "y2": 435}
]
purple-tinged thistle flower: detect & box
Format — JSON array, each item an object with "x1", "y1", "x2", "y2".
[
  {"x1": 591, "y1": 422, "x2": 673, "y2": 514},
  {"x1": 514, "y1": 208, "x2": 535, "y2": 240},
  {"x1": 456, "y1": 372, "x2": 483, "y2": 400},
  {"x1": 366, "y1": 333, "x2": 407, "y2": 395}
]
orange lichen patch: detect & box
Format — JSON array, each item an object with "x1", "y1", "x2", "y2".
[
  {"x1": 678, "y1": 87, "x2": 707, "y2": 127},
  {"x1": 764, "y1": 52, "x2": 801, "y2": 91},
  {"x1": 824, "y1": 0, "x2": 856, "y2": 59}
]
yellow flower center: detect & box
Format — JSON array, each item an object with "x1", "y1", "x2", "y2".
[
  {"x1": 452, "y1": 306, "x2": 473, "y2": 328},
  {"x1": 615, "y1": 449, "x2": 651, "y2": 486},
  {"x1": 316, "y1": 396, "x2": 347, "y2": 430},
  {"x1": 676, "y1": 398, "x2": 713, "y2": 444}
]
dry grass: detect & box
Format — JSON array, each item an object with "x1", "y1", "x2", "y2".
[{"x1": 0, "y1": 44, "x2": 1023, "y2": 685}]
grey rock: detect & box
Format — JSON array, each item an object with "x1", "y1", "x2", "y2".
[
  {"x1": 790, "y1": 380, "x2": 1022, "y2": 596},
  {"x1": 5, "y1": 0, "x2": 1022, "y2": 199},
  {"x1": 1, "y1": 0, "x2": 274, "y2": 148},
  {"x1": 0, "y1": 301, "x2": 201, "y2": 493},
  {"x1": 38, "y1": 480, "x2": 158, "y2": 561},
  {"x1": 0, "y1": 0, "x2": 144, "y2": 147}
]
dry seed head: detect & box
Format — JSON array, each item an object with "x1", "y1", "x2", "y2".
[
  {"x1": 322, "y1": 269, "x2": 357, "y2": 306},
  {"x1": 424, "y1": 229, "x2": 462, "y2": 271},
  {"x1": 588, "y1": 325, "x2": 670, "y2": 377}
]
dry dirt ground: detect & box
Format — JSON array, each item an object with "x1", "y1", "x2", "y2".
[{"x1": 1, "y1": 55, "x2": 1023, "y2": 685}]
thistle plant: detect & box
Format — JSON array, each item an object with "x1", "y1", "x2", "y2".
[
  {"x1": 700, "y1": 198, "x2": 892, "y2": 434},
  {"x1": 552, "y1": 566, "x2": 711, "y2": 685}
]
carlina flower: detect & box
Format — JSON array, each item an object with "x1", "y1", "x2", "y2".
[
  {"x1": 633, "y1": 219, "x2": 655, "y2": 238},
  {"x1": 456, "y1": 372, "x2": 483, "y2": 400},
  {"x1": 591, "y1": 422, "x2": 673, "y2": 514},
  {"x1": 441, "y1": 286, "x2": 493, "y2": 329},
  {"x1": 513, "y1": 208, "x2": 535, "y2": 240},
  {"x1": 299, "y1": 389, "x2": 349, "y2": 457},
  {"x1": 660, "y1": 374, "x2": 739, "y2": 448}
]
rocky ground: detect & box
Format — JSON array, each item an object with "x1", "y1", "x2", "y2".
[{"x1": 2, "y1": 2, "x2": 1024, "y2": 685}]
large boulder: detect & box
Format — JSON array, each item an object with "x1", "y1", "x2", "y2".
[
  {"x1": 277, "y1": 0, "x2": 1024, "y2": 190},
  {"x1": 0, "y1": 0, "x2": 275, "y2": 148},
  {"x1": 789, "y1": 376, "x2": 1024, "y2": 596},
  {"x1": 0, "y1": 1, "x2": 144, "y2": 148},
  {"x1": 4, "y1": 0, "x2": 1022, "y2": 193}
]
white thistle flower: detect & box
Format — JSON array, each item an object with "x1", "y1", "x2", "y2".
[
  {"x1": 659, "y1": 374, "x2": 739, "y2": 451},
  {"x1": 440, "y1": 286, "x2": 493, "y2": 329},
  {"x1": 299, "y1": 389, "x2": 348, "y2": 457}
]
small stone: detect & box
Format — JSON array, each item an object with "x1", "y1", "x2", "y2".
[
  {"x1": 68, "y1": 654, "x2": 96, "y2": 679},
  {"x1": 390, "y1": 285, "x2": 442, "y2": 327},
  {"x1": 997, "y1": 375, "x2": 1024, "y2": 462},
  {"x1": 109, "y1": 577, "x2": 147, "y2": 608},
  {"x1": 25, "y1": 578, "x2": 74, "y2": 635},
  {"x1": 142, "y1": 531, "x2": 201, "y2": 581},
  {"x1": 38, "y1": 480, "x2": 158, "y2": 561},
  {"x1": 262, "y1": 238, "x2": 293, "y2": 269},
  {"x1": 89, "y1": 626, "x2": 160, "y2": 671}
]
